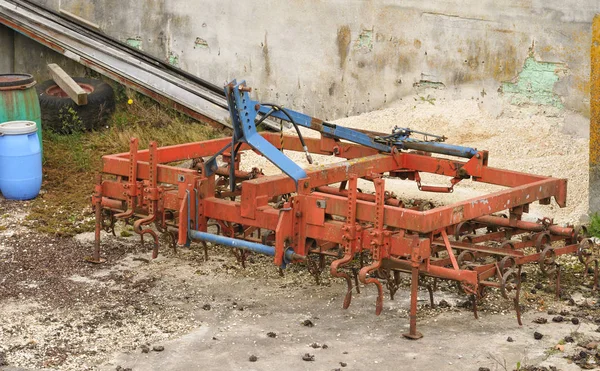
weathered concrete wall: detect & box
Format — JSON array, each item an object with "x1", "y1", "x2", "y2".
[
  {"x1": 5, "y1": 1, "x2": 600, "y2": 119},
  {"x1": 0, "y1": 23, "x2": 14, "y2": 73},
  {"x1": 12, "y1": 32, "x2": 88, "y2": 82}
]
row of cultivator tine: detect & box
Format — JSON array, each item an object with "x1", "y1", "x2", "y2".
[{"x1": 90, "y1": 79, "x2": 600, "y2": 338}]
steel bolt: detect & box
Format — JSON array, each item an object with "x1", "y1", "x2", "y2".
[
  {"x1": 295, "y1": 211, "x2": 302, "y2": 217},
  {"x1": 304, "y1": 182, "x2": 309, "y2": 188},
  {"x1": 476, "y1": 153, "x2": 481, "y2": 159}
]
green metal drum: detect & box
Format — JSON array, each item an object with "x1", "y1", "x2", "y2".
[{"x1": 0, "y1": 74, "x2": 43, "y2": 153}]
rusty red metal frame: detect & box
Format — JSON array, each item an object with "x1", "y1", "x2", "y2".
[{"x1": 92, "y1": 132, "x2": 593, "y2": 338}]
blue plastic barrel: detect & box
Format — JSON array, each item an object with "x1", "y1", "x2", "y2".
[{"x1": 0, "y1": 121, "x2": 42, "y2": 200}]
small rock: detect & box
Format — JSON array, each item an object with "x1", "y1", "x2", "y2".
[
  {"x1": 478, "y1": 368, "x2": 490, "y2": 371},
  {"x1": 310, "y1": 343, "x2": 320, "y2": 349},
  {"x1": 535, "y1": 283, "x2": 544, "y2": 290},
  {"x1": 571, "y1": 317, "x2": 580, "y2": 325},
  {"x1": 534, "y1": 332, "x2": 543, "y2": 340},
  {"x1": 530, "y1": 289, "x2": 537, "y2": 294},
  {"x1": 548, "y1": 309, "x2": 557, "y2": 315},
  {"x1": 202, "y1": 304, "x2": 211, "y2": 311},
  {"x1": 249, "y1": 355, "x2": 258, "y2": 362},
  {"x1": 152, "y1": 345, "x2": 165, "y2": 352},
  {"x1": 560, "y1": 292, "x2": 572, "y2": 301},
  {"x1": 267, "y1": 332, "x2": 277, "y2": 338},
  {"x1": 507, "y1": 337, "x2": 514, "y2": 342},
  {"x1": 533, "y1": 317, "x2": 548, "y2": 324},
  {"x1": 552, "y1": 316, "x2": 564, "y2": 323},
  {"x1": 586, "y1": 342, "x2": 598, "y2": 350},
  {"x1": 302, "y1": 353, "x2": 315, "y2": 361},
  {"x1": 458, "y1": 300, "x2": 472, "y2": 309},
  {"x1": 342, "y1": 351, "x2": 348, "y2": 354},
  {"x1": 140, "y1": 345, "x2": 149, "y2": 353},
  {"x1": 322, "y1": 344, "x2": 328, "y2": 349},
  {"x1": 565, "y1": 336, "x2": 574, "y2": 343},
  {"x1": 302, "y1": 319, "x2": 314, "y2": 327},
  {"x1": 438, "y1": 299, "x2": 450, "y2": 308},
  {"x1": 340, "y1": 362, "x2": 348, "y2": 367},
  {"x1": 560, "y1": 310, "x2": 570, "y2": 316}
]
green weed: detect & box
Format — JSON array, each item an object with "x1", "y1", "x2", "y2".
[{"x1": 26, "y1": 91, "x2": 223, "y2": 237}]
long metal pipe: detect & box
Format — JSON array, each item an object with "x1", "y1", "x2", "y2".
[
  {"x1": 474, "y1": 215, "x2": 574, "y2": 237},
  {"x1": 315, "y1": 186, "x2": 403, "y2": 207},
  {"x1": 400, "y1": 140, "x2": 478, "y2": 159},
  {"x1": 188, "y1": 230, "x2": 304, "y2": 263}
]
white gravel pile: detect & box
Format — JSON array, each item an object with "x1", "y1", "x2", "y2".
[{"x1": 241, "y1": 91, "x2": 589, "y2": 225}]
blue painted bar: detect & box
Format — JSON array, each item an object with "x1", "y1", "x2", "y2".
[
  {"x1": 255, "y1": 99, "x2": 477, "y2": 158},
  {"x1": 189, "y1": 229, "x2": 297, "y2": 264},
  {"x1": 399, "y1": 139, "x2": 478, "y2": 158}
]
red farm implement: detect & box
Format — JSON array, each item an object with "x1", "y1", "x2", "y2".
[{"x1": 90, "y1": 80, "x2": 598, "y2": 339}]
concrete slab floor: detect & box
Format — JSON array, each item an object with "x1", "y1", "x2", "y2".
[
  {"x1": 98, "y1": 309, "x2": 592, "y2": 371},
  {"x1": 92, "y1": 260, "x2": 594, "y2": 371}
]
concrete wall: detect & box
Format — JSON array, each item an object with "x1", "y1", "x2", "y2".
[
  {"x1": 5, "y1": 1, "x2": 600, "y2": 119},
  {"x1": 12, "y1": 32, "x2": 88, "y2": 82},
  {"x1": 0, "y1": 24, "x2": 14, "y2": 73}
]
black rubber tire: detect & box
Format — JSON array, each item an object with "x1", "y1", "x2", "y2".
[{"x1": 37, "y1": 77, "x2": 115, "y2": 134}]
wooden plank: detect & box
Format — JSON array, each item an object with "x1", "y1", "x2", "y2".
[{"x1": 47, "y1": 63, "x2": 88, "y2": 105}]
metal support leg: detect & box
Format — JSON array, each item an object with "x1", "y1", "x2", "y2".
[
  {"x1": 426, "y1": 284, "x2": 435, "y2": 308},
  {"x1": 86, "y1": 174, "x2": 106, "y2": 264},
  {"x1": 403, "y1": 266, "x2": 423, "y2": 340}
]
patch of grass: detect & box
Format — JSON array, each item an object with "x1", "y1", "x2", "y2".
[
  {"x1": 589, "y1": 212, "x2": 600, "y2": 238},
  {"x1": 26, "y1": 92, "x2": 223, "y2": 237}
]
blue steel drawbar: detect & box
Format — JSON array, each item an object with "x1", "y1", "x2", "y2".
[{"x1": 205, "y1": 79, "x2": 478, "y2": 190}]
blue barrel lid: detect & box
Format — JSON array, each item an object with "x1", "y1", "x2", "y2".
[{"x1": 0, "y1": 121, "x2": 38, "y2": 135}]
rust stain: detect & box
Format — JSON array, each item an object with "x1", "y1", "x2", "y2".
[
  {"x1": 413, "y1": 39, "x2": 422, "y2": 49},
  {"x1": 262, "y1": 31, "x2": 271, "y2": 78},
  {"x1": 590, "y1": 15, "x2": 600, "y2": 166},
  {"x1": 337, "y1": 25, "x2": 352, "y2": 70},
  {"x1": 492, "y1": 28, "x2": 515, "y2": 34},
  {"x1": 433, "y1": 39, "x2": 519, "y2": 85}
]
